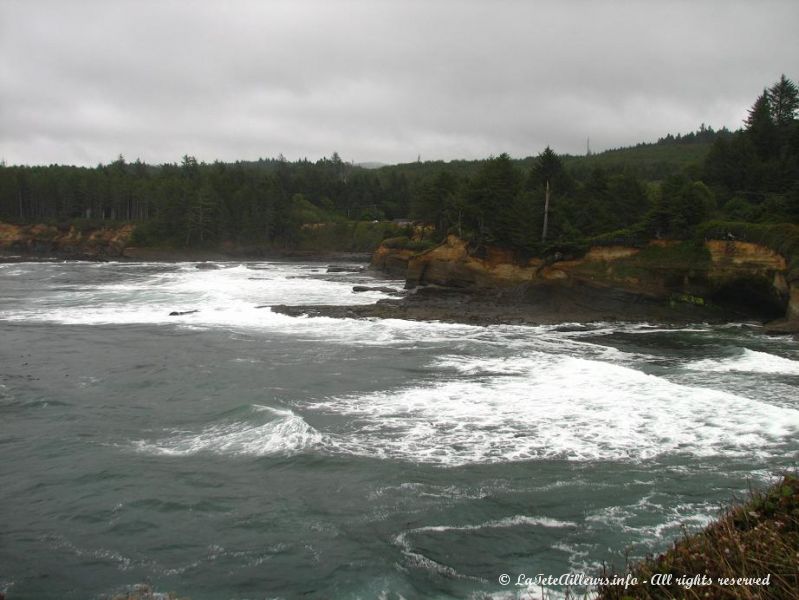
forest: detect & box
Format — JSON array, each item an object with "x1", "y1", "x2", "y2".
[{"x1": 0, "y1": 76, "x2": 797, "y2": 254}]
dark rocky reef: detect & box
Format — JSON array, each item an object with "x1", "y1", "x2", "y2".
[
  {"x1": 327, "y1": 265, "x2": 366, "y2": 273},
  {"x1": 272, "y1": 280, "x2": 737, "y2": 326},
  {"x1": 352, "y1": 285, "x2": 404, "y2": 295}
]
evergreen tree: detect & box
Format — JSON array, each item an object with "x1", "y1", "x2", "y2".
[
  {"x1": 530, "y1": 147, "x2": 563, "y2": 241},
  {"x1": 648, "y1": 176, "x2": 715, "y2": 238},
  {"x1": 410, "y1": 170, "x2": 460, "y2": 237},
  {"x1": 745, "y1": 91, "x2": 776, "y2": 158},
  {"x1": 530, "y1": 146, "x2": 563, "y2": 189},
  {"x1": 767, "y1": 74, "x2": 799, "y2": 127},
  {"x1": 466, "y1": 153, "x2": 522, "y2": 243}
]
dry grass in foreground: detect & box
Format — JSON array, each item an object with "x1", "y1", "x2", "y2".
[{"x1": 596, "y1": 474, "x2": 799, "y2": 600}]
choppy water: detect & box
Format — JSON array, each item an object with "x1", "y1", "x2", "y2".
[{"x1": 0, "y1": 260, "x2": 797, "y2": 599}]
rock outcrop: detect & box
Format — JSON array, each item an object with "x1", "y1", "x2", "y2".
[
  {"x1": 352, "y1": 285, "x2": 403, "y2": 294},
  {"x1": 370, "y1": 244, "x2": 418, "y2": 277},
  {"x1": 0, "y1": 222, "x2": 134, "y2": 259},
  {"x1": 372, "y1": 234, "x2": 799, "y2": 327}
]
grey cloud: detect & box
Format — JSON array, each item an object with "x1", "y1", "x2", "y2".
[{"x1": 1, "y1": 0, "x2": 797, "y2": 166}]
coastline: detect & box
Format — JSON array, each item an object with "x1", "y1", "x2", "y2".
[
  {"x1": 0, "y1": 247, "x2": 373, "y2": 264},
  {"x1": 272, "y1": 280, "x2": 750, "y2": 327},
  {"x1": 3, "y1": 239, "x2": 795, "y2": 332}
]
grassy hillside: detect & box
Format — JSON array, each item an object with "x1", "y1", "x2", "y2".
[{"x1": 565, "y1": 139, "x2": 718, "y2": 181}]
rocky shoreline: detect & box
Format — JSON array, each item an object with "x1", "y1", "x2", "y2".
[
  {"x1": 0, "y1": 221, "x2": 374, "y2": 263},
  {"x1": 272, "y1": 281, "x2": 748, "y2": 327},
  {"x1": 4, "y1": 219, "x2": 797, "y2": 332},
  {"x1": 319, "y1": 234, "x2": 798, "y2": 332},
  {"x1": 0, "y1": 247, "x2": 373, "y2": 264}
]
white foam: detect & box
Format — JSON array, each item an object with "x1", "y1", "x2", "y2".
[
  {"x1": 0, "y1": 261, "x2": 396, "y2": 328},
  {"x1": 312, "y1": 354, "x2": 799, "y2": 465},
  {"x1": 134, "y1": 406, "x2": 323, "y2": 457},
  {"x1": 402, "y1": 516, "x2": 577, "y2": 537},
  {"x1": 392, "y1": 517, "x2": 580, "y2": 594},
  {"x1": 7, "y1": 261, "x2": 799, "y2": 468},
  {"x1": 687, "y1": 348, "x2": 799, "y2": 375}
]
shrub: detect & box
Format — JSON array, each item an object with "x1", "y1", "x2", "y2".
[{"x1": 381, "y1": 236, "x2": 437, "y2": 252}]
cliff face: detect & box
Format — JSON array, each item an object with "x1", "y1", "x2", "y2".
[
  {"x1": 403, "y1": 236, "x2": 539, "y2": 287},
  {"x1": 704, "y1": 240, "x2": 794, "y2": 321},
  {"x1": 375, "y1": 234, "x2": 798, "y2": 323},
  {"x1": 370, "y1": 244, "x2": 419, "y2": 277},
  {"x1": 0, "y1": 222, "x2": 134, "y2": 259}
]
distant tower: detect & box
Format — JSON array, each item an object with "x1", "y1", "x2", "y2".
[{"x1": 586, "y1": 137, "x2": 592, "y2": 156}]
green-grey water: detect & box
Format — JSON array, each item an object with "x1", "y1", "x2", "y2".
[{"x1": 1, "y1": 261, "x2": 797, "y2": 599}]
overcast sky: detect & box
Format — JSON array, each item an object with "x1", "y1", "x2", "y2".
[{"x1": 1, "y1": 0, "x2": 797, "y2": 166}]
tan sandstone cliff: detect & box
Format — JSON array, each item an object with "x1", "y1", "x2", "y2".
[
  {"x1": 373, "y1": 234, "x2": 799, "y2": 326},
  {"x1": 0, "y1": 222, "x2": 134, "y2": 259}
]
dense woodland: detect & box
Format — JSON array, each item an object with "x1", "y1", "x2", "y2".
[{"x1": 0, "y1": 76, "x2": 797, "y2": 253}]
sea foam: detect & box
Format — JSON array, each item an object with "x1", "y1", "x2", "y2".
[
  {"x1": 313, "y1": 353, "x2": 799, "y2": 466},
  {"x1": 686, "y1": 348, "x2": 799, "y2": 375},
  {"x1": 134, "y1": 406, "x2": 323, "y2": 457}
]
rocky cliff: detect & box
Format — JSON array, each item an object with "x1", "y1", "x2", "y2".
[
  {"x1": 0, "y1": 222, "x2": 134, "y2": 259},
  {"x1": 370, "y1": 244, "x2": 419, "y2": 277},
  {"x1": 373, "y1": 234, "x2": 799, "y2": 326}
]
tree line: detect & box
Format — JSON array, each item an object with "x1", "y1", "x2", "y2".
[
  {"x1": 408, "y1": 74, "x2": 797, "y2": 251},
  {"x1": 0, "y1": 75, "x2": 796, "y2": 251},
  {"x1": 0, "y1": 153, "x2": 413, "y2": 247}
]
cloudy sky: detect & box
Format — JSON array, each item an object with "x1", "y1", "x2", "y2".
[{"x1": 1, "y1": 0, "x2": 797, "y2": 166}]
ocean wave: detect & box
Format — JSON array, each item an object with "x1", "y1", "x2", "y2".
[
  {"x1": 686, "y1": 348, "x2": 799, "y2": 374},
  {"x1": 133, "y1": 406, "x2": 323, "y2": 457},
  {"x1": 313, "y1": 354, "x2": 799, "y2": 466}
]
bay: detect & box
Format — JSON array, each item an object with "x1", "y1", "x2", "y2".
[{"x1": 1, "y1": 261, "x2": 797, "y2": 599}]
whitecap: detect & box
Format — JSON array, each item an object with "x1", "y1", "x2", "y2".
[
  {"x1": 133, "y1": 406, "x2": 323, "y2": 457},
  {"x1": 686, "y1": 348, "x2": 799, "y2": 375},
  {"x1": 313, "y1": 354, "x2": 799, "y2": 466}
]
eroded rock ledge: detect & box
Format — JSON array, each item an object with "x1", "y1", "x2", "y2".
[
  {"x1": 367, "y1": 234, "x2": 798, "y2": 329},
  {"x1": 0, "y1": 222, "x2": 134, "y2": 259},
  {"x1": 272, "y1": 280, "x2": 738, "y2": 326}
]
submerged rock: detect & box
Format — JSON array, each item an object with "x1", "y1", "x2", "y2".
[
  {"x1": 195, "y1": 262, "x2": 221, "y2": 270},
  {"x1": 169, "y1": 310, "x2": 199, "y2": 316}
]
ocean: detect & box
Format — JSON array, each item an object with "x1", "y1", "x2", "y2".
[{"x1": 1, "y1": 260, "x2": 797, "y2": 599}]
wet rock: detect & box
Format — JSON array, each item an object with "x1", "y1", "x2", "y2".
[
  {"x1": 195, "y1": 262, "x2": 221, "y2": 270},
  {"x1": 272, "y1": 280, "x2": 734, "y2": 327},
  {"x1": 326, "y1": 265, "x2": 365, "y2": 273},
  {"x1": 763, "y1": 318, "x2": 799, "y2": 336},
  {"x1": 553, "y1": 324, "x2": 589, "y2": 332},
  {"x1": 352, "y1": 285, "x2": 403, "y2": 294},
  {"x1": 169, "y1": 310, "x2": 199, "y2": 316}
]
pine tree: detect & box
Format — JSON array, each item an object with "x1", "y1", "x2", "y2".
[
  {"x1": 745, "y1": 91, "x2": 772, "y2": 128},
  {"x1": 466, "y1": 153, "x2": 522, "y2": 243},
  {"x1": 767, "y1": 74, "x2": 799, "y2": 127},
  {"x1": 531, "y1": 147, "x2": 563, "y2": 241},
  {"x1": 745, "y1": 91, "x2": 776, "y2": 158}
]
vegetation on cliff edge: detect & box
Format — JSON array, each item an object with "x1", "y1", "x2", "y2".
[{"x1": 596, "y1": 474, "x2": 799, "y2": 600}]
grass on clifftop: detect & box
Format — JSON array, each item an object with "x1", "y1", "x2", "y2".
[{"x1": 596, "y1": 474, "x2": 799, "y2": 600}]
